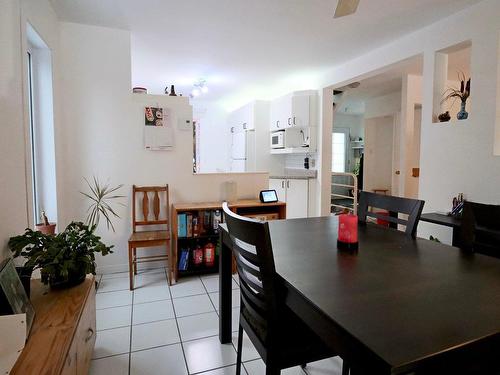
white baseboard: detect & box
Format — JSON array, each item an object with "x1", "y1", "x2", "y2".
[{"x1": 96, "y1": 260, "x2": 168, "y2": 275}]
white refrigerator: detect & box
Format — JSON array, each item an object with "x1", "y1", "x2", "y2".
[{"x1": 230, "y1": 129, "x2": 255, "y2": 172}]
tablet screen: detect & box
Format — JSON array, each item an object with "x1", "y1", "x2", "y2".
[{"x1": 260, "y1": 190, "x2": 278, "y2": 203}]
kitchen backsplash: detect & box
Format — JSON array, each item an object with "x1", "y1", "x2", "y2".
[{"x1": 285, "y1": 152, "x2": 317, "y2": 170}]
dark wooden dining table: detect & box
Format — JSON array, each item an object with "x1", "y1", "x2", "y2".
[{"x1": 218, "y1": 216, "x2": 500, "y2": 374}]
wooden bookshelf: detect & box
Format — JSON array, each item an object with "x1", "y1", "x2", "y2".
[{"x1": 169, "y1": 199, "x2": 286, "y2": 284}]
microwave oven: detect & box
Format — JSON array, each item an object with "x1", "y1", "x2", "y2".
[{"x1": 271, "y1": 131, "x2": 285, "y2": 149}]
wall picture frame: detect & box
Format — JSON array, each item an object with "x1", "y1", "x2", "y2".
[{"x1": 0, "y1": 258, "x2": 35, "y2": 336}]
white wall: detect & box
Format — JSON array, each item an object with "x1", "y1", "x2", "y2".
[
  {"x1": 364, "y1": 91, "x2": 402, "y2": 119},
  {"x1": 317, "y1": 0, "x2": 500, "y2": 240},
  {"x1": 57, "y1": 22, "x2": 269, "y2": 273},
  {"x1": 194, "y1": 100, "x2": 230, "y2": 173}
]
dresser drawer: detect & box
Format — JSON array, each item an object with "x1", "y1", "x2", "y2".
[{"x1": 76, "y1": 282, "x2": 96, "y2": 374}]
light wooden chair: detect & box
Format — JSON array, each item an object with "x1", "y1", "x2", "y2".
[{"x1": 128, "y1": 185, "x2": 170, "y2": 290}]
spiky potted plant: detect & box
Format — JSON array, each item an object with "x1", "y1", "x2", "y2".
[{"x1": 441, "y1": 72, "x2": 471, "y2": 120}]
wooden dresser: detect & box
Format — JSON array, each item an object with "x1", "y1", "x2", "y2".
[{"x1": 11, "y1": 276, "x2": 96, "y2": 375}]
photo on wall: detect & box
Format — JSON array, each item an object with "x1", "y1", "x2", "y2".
[{"x1": 144, "y1": 107, "x2": 163, "y2": 127}]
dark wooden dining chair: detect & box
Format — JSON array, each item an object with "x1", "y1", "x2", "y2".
[
  {"x1": 222, "y1": 202, "x2": 338, "y2": 375},
  {"x1": 460, "y1": 201, "x2": 500, "y2": 259},
  {"x1": 357, "y1": 191, "x2": 424, "y2": 237},
  {"x1": 128, "y1": 185, "x2": 170, "y2": 290}
]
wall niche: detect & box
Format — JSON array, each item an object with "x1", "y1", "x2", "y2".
[{"x1": 432, "y1": 41, "x2": 472, "y2": 124}]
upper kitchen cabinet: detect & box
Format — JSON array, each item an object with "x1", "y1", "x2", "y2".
[
  {"x1": 228, "y1": 102, "x2": 254, "y2": 132},
  {"x1": 270, "y1": 90, "x2": 318, "y2": 130}
]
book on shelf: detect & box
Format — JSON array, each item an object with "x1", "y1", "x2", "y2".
[
  {"x1": 186, "y1": 213, "x2": 193, "y2": 237},
  {"x1": 179, "y1": 248, "x2": 189, "y2": 271},
  {"x1": 178, "y1": 213, "x2": 187, "y2": 237}
]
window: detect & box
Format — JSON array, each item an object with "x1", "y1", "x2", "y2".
[
  {"x1": 332, "y1": 131, "x2": 348, "y2": 173},
  {"x1": 26, "y1": 23, "x2": 57, "y2": 226},
  {"x1": 27, "y1": 50, "x2": 40, "y2": 222}
]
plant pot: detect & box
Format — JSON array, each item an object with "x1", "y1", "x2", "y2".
[
  {"x1": 49, "y1": 269, "x2": 87, "y2": 289},
  {"x1": 15, "y1": 266, "x2": 33, "y2": 298},
  {"x1": 35, "y1": 222, "x2": 56, "y2": 235}
]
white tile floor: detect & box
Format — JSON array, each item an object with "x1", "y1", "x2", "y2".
[{"x1": 91, "y1": 268, "x2": 343, "y2": 375}]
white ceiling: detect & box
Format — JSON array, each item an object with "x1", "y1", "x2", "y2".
[{"x1": 50, "y1": 0, "x2": 482, "y2": 109}]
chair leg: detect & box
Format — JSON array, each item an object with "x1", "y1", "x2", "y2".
[
  {"x1": 236, "y1": 323, "x2": 243, "y2": 375},
  {"x1": 128, "y1": 243, "x2": 134, "y2": 290},
  {"x1": 133, "y1": 248, "x2": 138, "y2": 275}
]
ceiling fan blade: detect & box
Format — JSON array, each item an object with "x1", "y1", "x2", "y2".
[{"x1": 334, "y1": 0, "x2": 360, "y2": 18}]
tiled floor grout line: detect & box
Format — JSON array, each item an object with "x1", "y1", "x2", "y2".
[
  {"x1": 165, "y1": 268, "x2": 191, "y2": 375},
  {"x1": 128, "y1": 276, "x2": 135, "y2": 375},
  {"x1": 96, "y1": 270, "x2": 314, "y2": 375}
]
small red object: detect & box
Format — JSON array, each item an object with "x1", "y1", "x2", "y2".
[
  {"x1": 375, "y1": 210, "x2": 390, "y2": 227},
  {"x1": 204, "y1": 242, "x2": 215, "y2": 267},
  {"x1": 338, "y1": 213, "x2": 358, "y2": 250},
  {"x1": 193, "y1": 246, "x2": 204, "y2": 266}
]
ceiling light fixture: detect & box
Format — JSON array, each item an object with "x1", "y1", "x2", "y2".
[{"x1": 189, "y1": 79, "x2": 208, "y2": 99}]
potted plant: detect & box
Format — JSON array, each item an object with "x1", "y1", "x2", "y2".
[
  {"x1": 9, "y1": 177, "x2": 124, "y2": 289},
  {"x1": 35, "y1": 211, "x2": 57, "y2": 235},
  {"x1": 9, "y1": 222, "x2": 113, "y2": 288},
  {"x1": 441, "y1": 72, "x2": 471, "y2": 120}
]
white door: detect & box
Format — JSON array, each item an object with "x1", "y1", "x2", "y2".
[
  {"x1": 289, "y1": 95, "x2": 310, "y2": 127},
  {"x1": 285, "y1": 179, "x2": 309, "y2": 219},
  {"x1": 364, "y1": 116, "x2": 394, "y2": 194},
  {"x1": 269, "y1": 179, "x2": 286, "y2": 202},
  {"x1": 270, "y1": 96, "x2": 287, "y2": 131}
]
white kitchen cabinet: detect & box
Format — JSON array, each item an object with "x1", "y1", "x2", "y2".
[
  {"x1": 269, "y1": 178, "x2": 309, "y2": 219},
  {"x1": 270, "y1": 91, "x2": 316, "y2": 130},
  {"x1": 269, "y1": 178, "x2": 286, "y2": 202},
  {"x1": 285, "y1": 179, "x2": 309, "y2": 219}
]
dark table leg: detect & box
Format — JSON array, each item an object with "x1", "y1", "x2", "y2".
[
  {"x1": 452, "y1": 227, "x2": 462, "y2": 248},
  {"x1": 219, "y1": 230, "x2": 232, "y2": 343}
]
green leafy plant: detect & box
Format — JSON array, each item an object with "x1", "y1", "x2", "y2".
[
  {"x1": 8, "y1": 222, "x2": 113, "y2": 286},
  {"x1": 81, "y1": 176, "x2": 125, "y2": 232},
  {"x1": 441, "y1": 72, "x2": 471, "y2": 106}
]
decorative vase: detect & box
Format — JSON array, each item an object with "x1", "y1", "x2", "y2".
[
  {"x1": 169, "y1": 85, "x2": 177, "y2": 96},
  {"x1": 457, "y1": 101, "x2": 468, "y2": 120}
]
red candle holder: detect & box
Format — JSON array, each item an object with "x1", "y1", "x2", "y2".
[{"x1": 337, "y1": 213, "x2": 359, "y2": 251}]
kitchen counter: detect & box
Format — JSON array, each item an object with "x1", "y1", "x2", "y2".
[{"x1": 270, "y1": 175, "x2": 316, "y2": 180}]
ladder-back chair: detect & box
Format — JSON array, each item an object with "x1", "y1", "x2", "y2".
[
  {"x1": 358, "y1": 191, "x2": 425, "y2": 238},
  {"x1": 222, "y1": 203, "x2": 338, "y2": 375},
  {"x1": 128, "y1": 185, "x2": 170, "y2": 290}
]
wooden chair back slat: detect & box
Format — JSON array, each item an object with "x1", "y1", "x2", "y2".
[
  {"x1": 132, "y1": 185, "x2": 170, "y2": 232},
  {"x1": 153, "y1": 191, "x2": 160, "y2": 220},
  {"x1": 222, "y1": 202, "x2": 279, "y2": 345},
  {"x1": 358, "y1": 191, "x2": 424, "y2": 237},
  {"x1": 142, "y1": 192, "x2": 149, "y2": 221}
]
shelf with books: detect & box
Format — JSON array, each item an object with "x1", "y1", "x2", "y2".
[{"x1": 170, "y1": 200, "x2": 286, "y2": 285}]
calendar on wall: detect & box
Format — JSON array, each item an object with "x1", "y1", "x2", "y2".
[{"x1": 144, "y1": 107, "x2": 174, "y2": 150}]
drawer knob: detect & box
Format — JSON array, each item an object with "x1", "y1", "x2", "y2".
[{"x1": 85, "y1": 328, "x2": 94, "y2": 342}]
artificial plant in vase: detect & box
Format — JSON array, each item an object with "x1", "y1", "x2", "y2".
[{"x1": 441, "y1": 72, "x2": 471, "y2": 120}]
